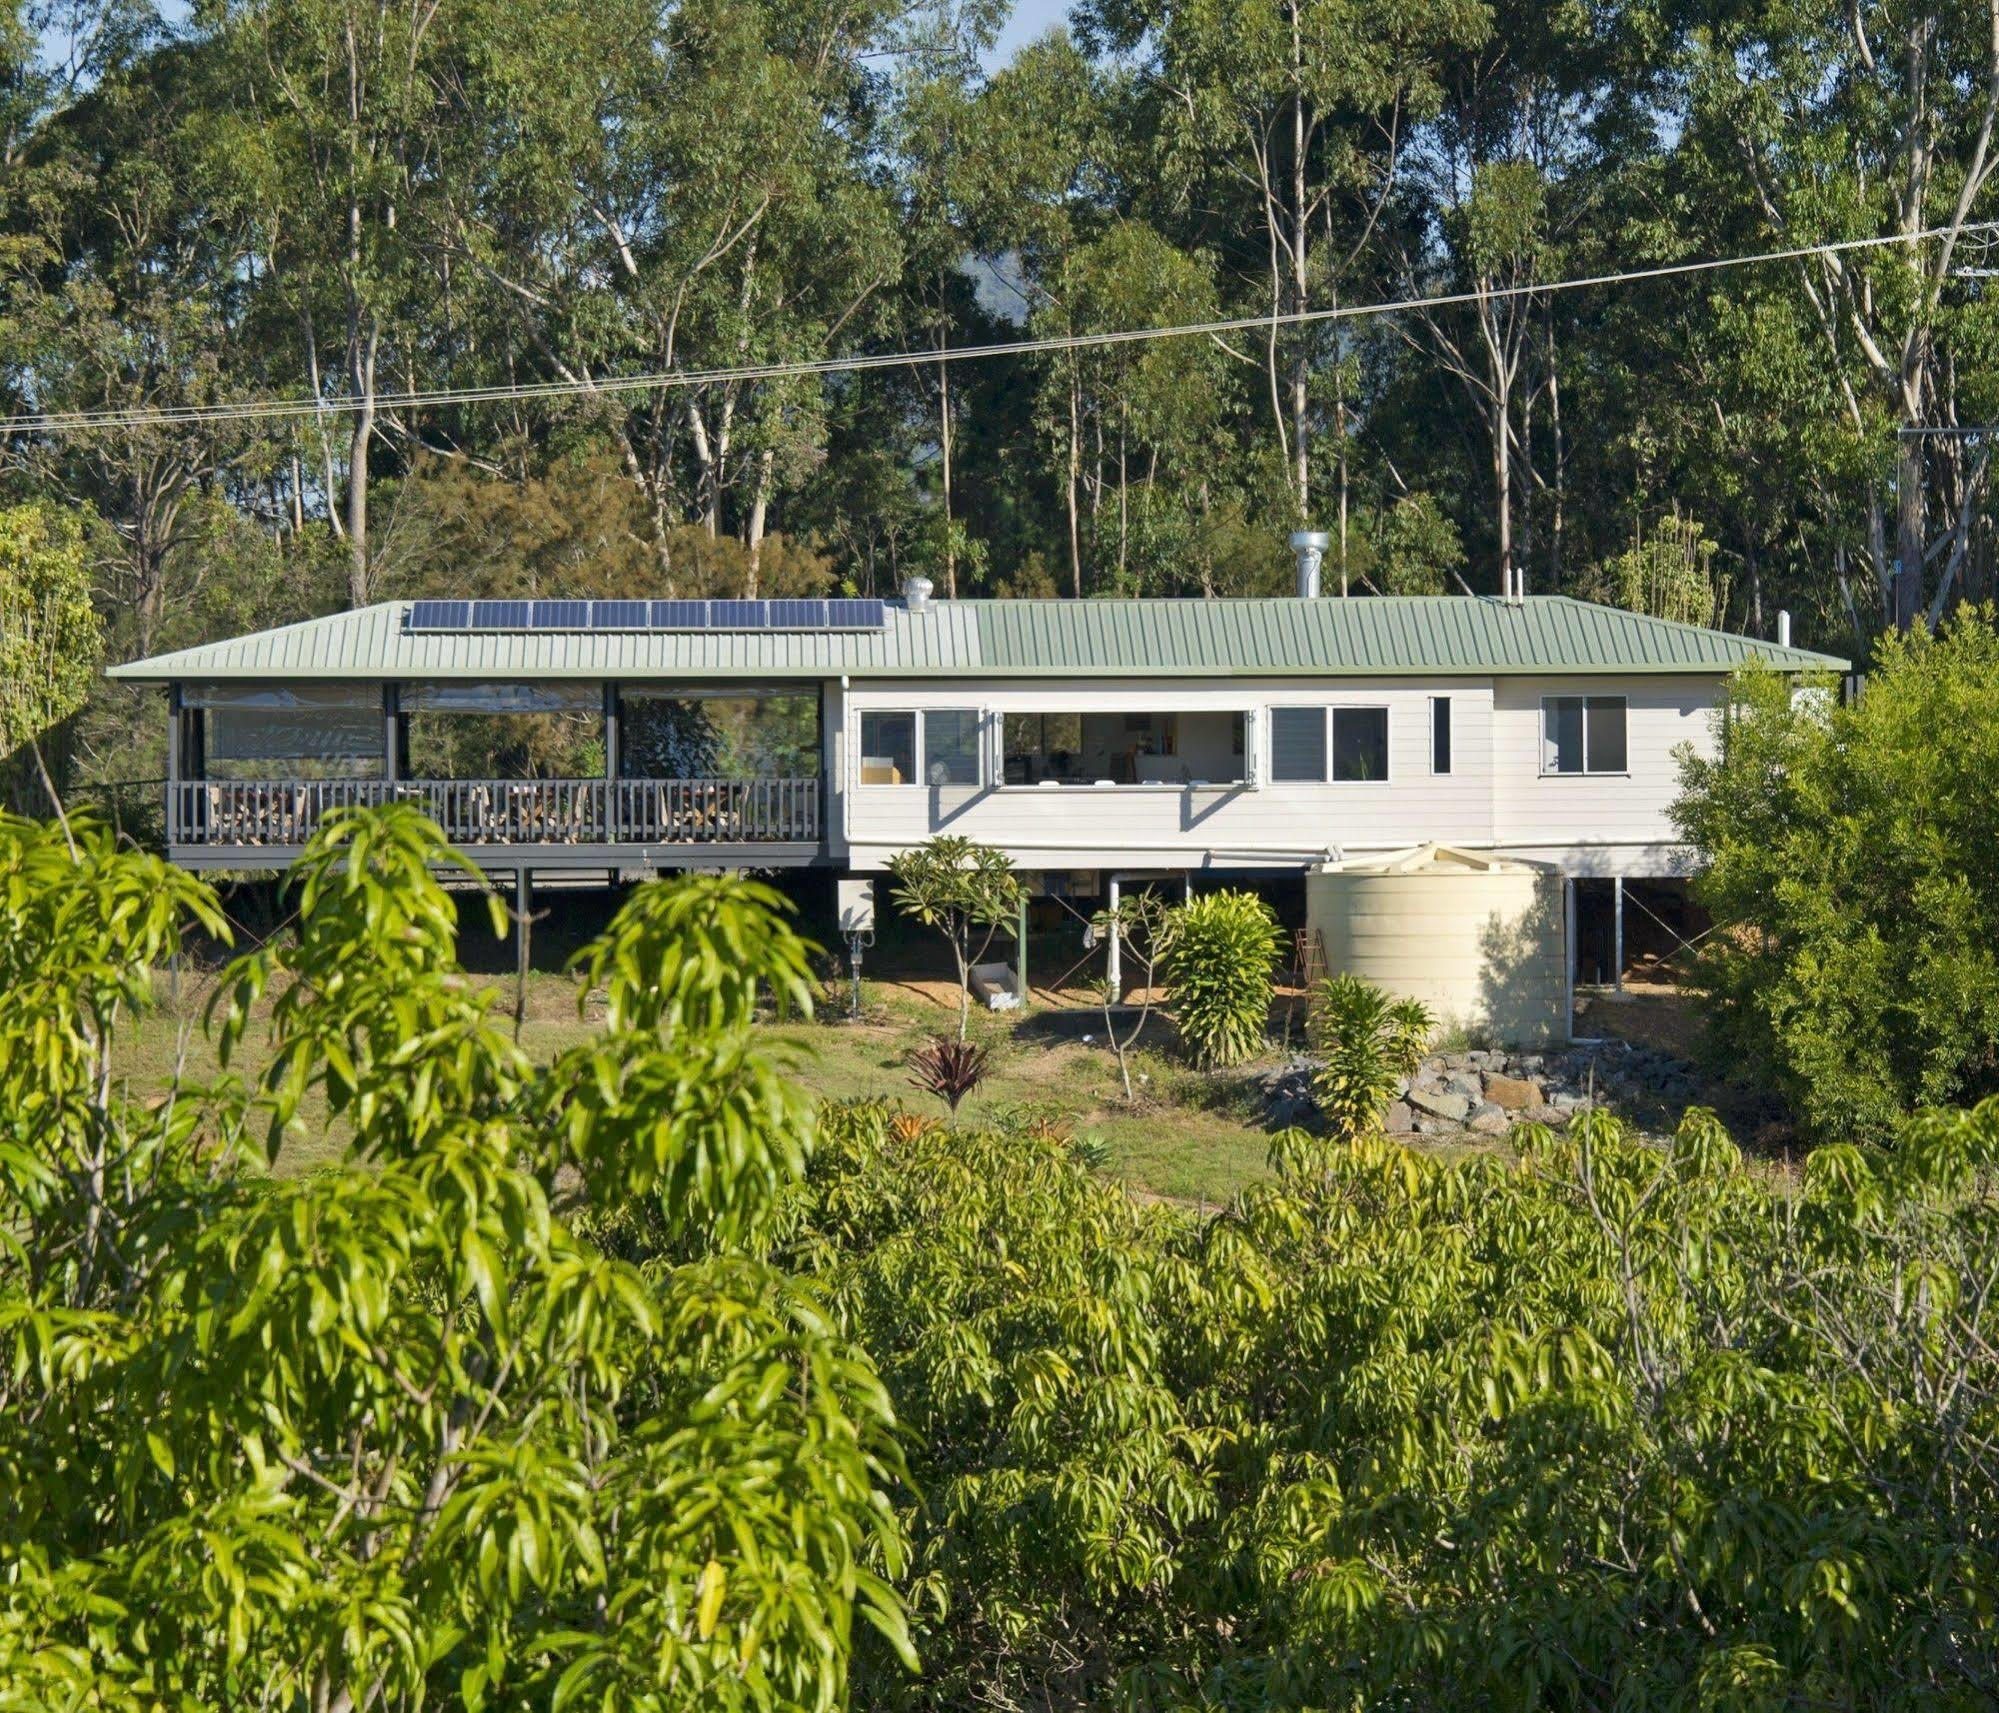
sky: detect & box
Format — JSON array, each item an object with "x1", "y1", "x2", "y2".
[{"x1": 983, "y1": 0, "x2": 1070, "y2": 70}]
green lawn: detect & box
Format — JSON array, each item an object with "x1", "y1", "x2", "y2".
[{"x1": 112, "y1": 968, "x2": 1282, "y2": 1203}]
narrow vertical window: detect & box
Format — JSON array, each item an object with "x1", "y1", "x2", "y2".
[{"x1": 1431, "y1": 697, "x2": 1452, "y2": 775}]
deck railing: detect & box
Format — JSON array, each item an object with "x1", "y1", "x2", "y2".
[{"x1": 169, "y1": 777, "x2": 821, "y2": 849}]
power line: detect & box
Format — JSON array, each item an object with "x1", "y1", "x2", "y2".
[{"x1": 7, "y1": 219, "x2": 1995, "y2": 438}]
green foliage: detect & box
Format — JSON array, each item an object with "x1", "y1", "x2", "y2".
[
  {"x1": 1591, "y1": 510, "x2": 1731, "y2": 627},
  {"x1": 790, "y1": 1094, "x2": 1999, "y2": 1709},
  {"x1": 1160, "y1": 889, "x2": 1283, "y2": 1068},
  {"x1": 1363, "y1": 490, "x2": 1462, "y2": 595},
  {"x1": 1674, "y1": 610, "x2": 1999, "y2": 1140},
  {"x1": 887, "y1": 836, "x2": 1023, "y2": 1041},
  {"x1": 0, "y1": 500, "x2": 102, "y2": 753},
  {"x1": 1304, "y1": 973, "x2": 1433, "y2": 1144},
  {"x1": 0, "y1": 806, "x2": 908, "y2": 1709}
]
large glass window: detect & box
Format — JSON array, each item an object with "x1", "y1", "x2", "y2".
[
  {"x1": 923, "y1": 709, "x2": 982, "y2": 785},
  {"x1": 406, "y1": 682, "x2": 602, "y2": 779},
  {"x1": 1268, "y1": 707, "x2": 1328, "y2": 782},
  {"x1": 859, "y1": 712, "x2": 916, "y2": 784},
  {"x1": 620, "y1": 689, "x2": 821, "y2": 779},
  {"x1": 1001, "y1": 711, "x2": 1245, "y2": 785},
  {"x1": 1332, "y1": 707, "x2": 1389, "y2": 781},
  {"x1": 1542, "y1": 695, "x2": 1627, "y2": 775},
  {"x1": 184, "y1": 684, "x2": 384, "y2": 779}
]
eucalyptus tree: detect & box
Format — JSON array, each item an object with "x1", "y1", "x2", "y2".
[
  {"x1": 1680, "y1": 0, "x2": 1999, "y2": 628},
  {"x1": 200, "y1": 0, "x2": 470, "y2": 606},
  {"x1": 10, "y1": 33, "x2": 268, "y2": 652},
  {"x1": 1076, "y1": 0, "x2": 1487, "y2": 535},
  {"x1": 432, "y1": 0, "x2": 906, "y2": 586}
]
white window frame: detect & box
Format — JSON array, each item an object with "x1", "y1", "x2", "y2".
[
  {"x1": 988, "y1": 707, "x2": 1255, "y2": 790},
  {"x1": 1539, "y1": 694, "x2": 1628, "y2": 777},
  {"x1": 1263, "y1": 704, "x2": 1394, "y2": 785},
  {"x1": 854, "y1": 708, "x2": 985, "y2": 788}
]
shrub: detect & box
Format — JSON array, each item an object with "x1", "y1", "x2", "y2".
[
  {"x1": 0, "y1": 808, "x2": 909, "y2": 1707},
  {"x1": 1306, "y1": 973, "x2": 1433, "y2": 1143},
  {"x1": 795, "y1": 1094, "x2": 1999, "y2": 1710},
  {"x1": 1674, "y1": 608, "x2": 1999, "y2": 1140},
  {"x1": 1160, "y1": 888, "x2": 1283, "y2": 1067},
  {"x1": 906, "y1": 1035, "x2": 990, "y2": 1111}
]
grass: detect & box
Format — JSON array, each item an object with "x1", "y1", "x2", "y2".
[{"x1": 111, "y1": 965, "x2": 1285, "y2": 1203}]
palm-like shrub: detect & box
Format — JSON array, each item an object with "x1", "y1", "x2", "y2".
[
  {"x1": 1160, "y1": 889, "x2": 1283, "y2": 1067},
  {"x1": 1307, "y1": 972, "x2": 1434, "y2": 1143},
  {"x1": 907, "y1": 1035, "x2": 991, "y2": 1112}
]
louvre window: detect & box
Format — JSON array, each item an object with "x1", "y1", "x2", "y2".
[{"x1": 1269, "y1": 707, "x2": 1328, "y2": 782}]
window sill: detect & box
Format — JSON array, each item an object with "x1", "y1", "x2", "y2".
[
  {"x1": 1537, "y1": 770, "x2": 1632, "y2": 779},
  {"x1": 992, "y1": 780, "x2": 1247, "y2": 792}
]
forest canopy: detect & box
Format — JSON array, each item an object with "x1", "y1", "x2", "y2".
[{"x1": 5, "y1": 0, "x2": 1999, "y2": 794}]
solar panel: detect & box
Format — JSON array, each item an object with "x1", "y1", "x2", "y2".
[
  {"x1": 767, "y1": 598, "x2": 827, "y2": 628},
  {"x1": 590, "y1": 599, "x2": 650, "y2": 629},
  {"x1": 827, "y1": 598, "x2": 887, "y2": 629},
  {"x1": 407, "y1": 599, "x2": 469, "y2": 630},
  {"x1": 648, "y1": 599, "x2": 706, "y2": 628},
  {"x1": 471, "y1": 598, "x2": 530, "y2": 629},
  {"x1": 408, "y1": 594, "x2": 888, "y2": 633}
]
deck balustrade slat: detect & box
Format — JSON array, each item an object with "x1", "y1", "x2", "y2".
[{"x1": 170, "y1": 777, "x2": 821, "y2": 849}]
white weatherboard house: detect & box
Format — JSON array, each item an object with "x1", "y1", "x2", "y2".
[{"x1": 109, "y1": 580, "x2": 1844, "y2": 1034}]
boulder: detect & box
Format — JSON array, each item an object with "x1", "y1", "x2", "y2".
[
  {"x1": 1440, "y1": 1069, "x2": 1484, "y2": 1100},
  {"x1": 1407, "y1": 1086, "x2": 1473, "y2": 1122},
  {"x1": 1549, "y1": 1090, "x2": 1584, "y2": 1112},
  {"x1": 1382, "y1": 1100, "x2": 1417, "y2": 1134},
  {"x1": 1523, "y1": 1104, "x2": 1566, "y2": 1126},
  {"x1": 1483, "y1": 1074, "x2": 1542, "y2": 1111},
  {"x1": 1468, "y1": 1103, "x2": 1512, "y2": 1135}
]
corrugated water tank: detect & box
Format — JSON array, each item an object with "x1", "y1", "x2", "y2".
[{"x1": 1306, "y1": 843, "x2": 1568, "y2": 1045}]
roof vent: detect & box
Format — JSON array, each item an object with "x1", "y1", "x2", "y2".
[
  {"x1": 902, "y1": 575, "x2": 933, "y2": 613},
  {"x1": 1289, "y1": 530, "x2": 1331, "y2": 599},
  {"x1": 1777, "y1": 609, "x2": 1792, "y2": 648}
]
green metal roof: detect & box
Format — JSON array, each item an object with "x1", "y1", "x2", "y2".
[{"x1": 106, "y1": 595, "x2": 1849, "y2": 684}]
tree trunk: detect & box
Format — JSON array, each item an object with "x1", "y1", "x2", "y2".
[
  {"x1": 345, "y1": 317, "x2": 378, "y2": 608},
  {"x1": 745, "y1": 446, "x2": 776, "y2": 597},
  {"x1": 1066, "y1": 363, "x2": 1083, "y2": 598},
  {"x1": 938, "y1": 269, "x2": 956, "y2": 598}
]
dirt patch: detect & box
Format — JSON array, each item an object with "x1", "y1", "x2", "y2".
[{"x1": 1576, "y1": 981, "x2": 1705, "y2": 1061}]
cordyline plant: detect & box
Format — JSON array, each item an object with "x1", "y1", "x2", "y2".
[
  {"x1": 906, "y1": 1036, "x2": 990, "y2": 1113},
  {"x1": 0, "y1": 805, "x2": 913, "y2": 1711},
  {"x1": 1159, "y1": 889, "x2": 1283, "y2": 1067}
]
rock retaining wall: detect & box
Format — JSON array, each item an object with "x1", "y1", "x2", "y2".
[{"x1": 1260, "y1": 1040, "x2": 1709, "y2": 1139}]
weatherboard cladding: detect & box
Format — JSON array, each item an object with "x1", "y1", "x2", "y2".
[{"x1": 106, "y1": 595, "x2": 1849, "y2": 684}]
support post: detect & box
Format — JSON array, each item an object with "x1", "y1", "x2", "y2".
[
  {"x1": 1563, "y1": 876, "x2": 1577, "y2": 1040},
  {"x1": 602, "y1": 682, "x2": 619, "y2": 841},
  {"x1": 1613, "y1": 875, "x2": 1625, "y2": 993},
  {"x1": 514, "y1": 867, "x2": 532, "y2": 1040},
  {"x1": 1015, "y1": 893, "x2": 1029, "y2": 1010},
  {"x1": 382, "y1": 683, "x2": 399, "y2": 784},
  {"x1": 165, "y1": 684, "x2": 182, "y2": 844},
  {"x1": 1106, "y1": 874, "x2": 1122, "y2": 997}
]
